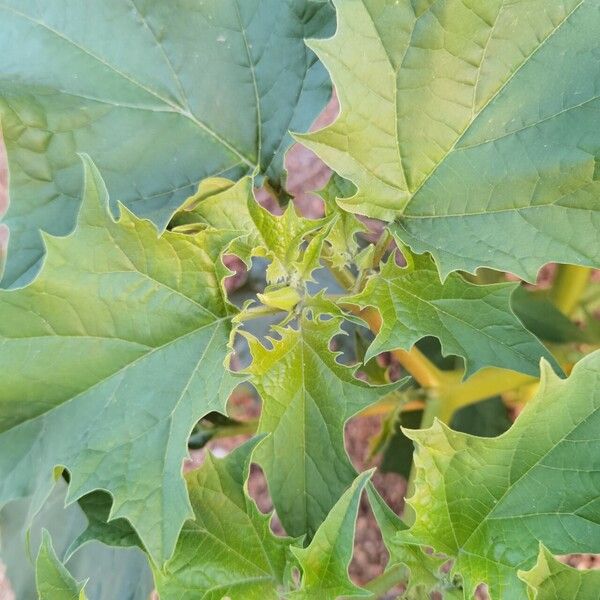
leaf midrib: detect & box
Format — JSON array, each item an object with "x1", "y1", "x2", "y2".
[{"x1": 455, "y1": 391, "x2": 599, "y2": 562}]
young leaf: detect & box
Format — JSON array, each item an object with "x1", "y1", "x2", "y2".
[
  {"x1": 0, "y1": 156, "x2": 238, "y2": 564},
  {"x1": 518, "y1": 545, "x2": 600, "y2": 600},
  {"x1": 348, "y1": 255, "x2": 556, "y2": 377},
  {"x1": 319, "y1": 174, "x2": 365, "y2": 269},
  {"x1": 154, "y1": 437, "x2": 296, "y2": 600},
  {"x1": 173, "y1": 176, "x2": 326, "y2": 283},
  {"x1": 290, "y1": 471, "x2": 372, "y2": 599},
  {"x1": 245, "y1": 312, "x2": 399, "y2": 539},
  {"x1": 401, "y1": 350, "x2": 600, "y2": 599},
  {"x1": 36, "y1": 530, "x2": 87, "y2": 600},
  {"x1": 0, "y1": 0, "x2": 334, "y2": 287},
  {"x1": 299, "y1": 0, "x2": 600, "y2": 280}
]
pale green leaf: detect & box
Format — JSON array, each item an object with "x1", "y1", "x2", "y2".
[
  {"x1": 290, "y1": 471, "x2": 372, "y2": 599},
  {"x1": 319, "y1": 174, "x2": 365, "y2": 269},
  {"x1": 300, "y1": 0, "x2": 600, "y2": 280},
  {"x1": 36, "y1": 530, "x2": 87, "y2": 600},
  {"x1": 172, "y1": 176, "x2": 325, "y2": 283},
  {"x1": 401, "y1": 351, "x2": 600, "y2": 599},
  {"x1": 518, "y1": 545, "x2": 600, "y2": 600},
  {"x1": 348, "y1": 254, "x2": 556, "y2": 377},
  {"x1": 154, "y1": 437, "x2": 296, "y2": 600},
  {"x1": 0, "y1": 0, "x2": 334, "y2": 287},
  {"x1": 245, "y1": 312, "x2": 399, "y2": 538},
  {"x1": 0, "y1": 156, "x2": 238, "y2": 564}
]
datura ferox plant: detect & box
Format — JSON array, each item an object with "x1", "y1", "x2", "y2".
[{"x1": 0, "y1": 1, "x2": 599, "y2": 599}]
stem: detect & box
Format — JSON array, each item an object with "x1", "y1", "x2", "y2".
[
  {"x1": 371, "y1": 230, "x2": 393, "y2": 269},
  {"x1": 550, "y1": 264, "x2": 591, "y2": 316},
  {"x1": 436, "y1": 369, "x2": 535, "y2": 424},
  {"x1": 391, "y1": 347, "x2": 444, "y2": 388},
  {"x1": 322, "y1": 247, "x2": 358, "y2": 291},
  {"x1": 362, "y1": 564, "x2": 407, "y2": 598},
  {"x1": 350, "y1": 305, "x2": 444, "y2": 389}
]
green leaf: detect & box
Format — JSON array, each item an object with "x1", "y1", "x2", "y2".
[
  {"x1": 401, "y1": 350, "x2": 600, "y2": 599},
  {"x1": 367, "y1": 486, "x2": 456, "y2": 599},
  {"x1": 36, "y1": 531, "x2": 87, "y2": 600},
  {"x1": 245, "y1": 311, "x2": 399, "y2": 539},
  {"x1": 154, "y1": 437, "x2": 296, "y2": 600},
  {"x1": 0, "y1": 481, "x2": 153, "y2": 600},
  {"x1": 450, "y1": 396, "x2": 512, "y2": 438},
  {"x1": 0, "y1": 156, "x2": 238, "y2": 564},
  {"x1": 348, "y1": 254, "x2": 556, "y2": 377},
  {"x1": 511, "y1": 286, "x2": 592, "y2": 344},
  {"x1": 377, "y1": 408, "x2": 423, "y2": 479},
  {"x1": 518, "y1": 545, "x2": 600, "y2": 600},
  {"x1": 300, "y1": 0, "x2": 600, "y2": 280},
  {"x1": 0, "y1": 0, "x2": 334, "y2": 287},
  {"x1": 319, "y1": 173, "x2": 365, "y2": 269},
  {"x1": 290, "y1": 471, "x2": 372, "y2": 599},
  {"x1": 173, "y1": 176, "x2": 326, "y2": 284}
]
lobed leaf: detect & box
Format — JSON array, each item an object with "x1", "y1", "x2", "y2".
[
  {"x1": 36, "y1": 530, "x2": 87, "y2": 600},
  {"x1": 518, "y1": 545, "x2": 600, "y2": 600},
  {"x1": 0, "y1": 0, "x2": 335, "y2": 287},
  {"x1": 348, "y1": 254, "x2": 557, "y2": 377},
  {"x1": 0, "y1": 156, "x2": 239, "y2": 564},
  {"x1": 299, "y1": 0, "x2": 600, "y2": 280},
  {"x1": 245, "y1": 312, "x2": 399, "y2": 539},
  {"x1": 290, "y1": 471, "x2": 372, "y2": 599},
  {"x1": 154, "y1": 437, "x2": 296, "y2": 600},
  {"x1": 401, "y1": 350, "x2": 600, "y2": 599}
]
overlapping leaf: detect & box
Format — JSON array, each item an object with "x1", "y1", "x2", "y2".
[
  {"x1": 367, "y1": 486, "x2": 459, "y2": 599},
  {"x1": 245, "y1": 312, "x2": 398, "y2": 538},
  {"x1": 401, "y1": 351, "x2": 600, "y2": 599},
  {"x1": 518, "y1": 545, "x2": 600, "y2": 600},
  {"x1": 36, "y1": 531, "x2": 87, "y2": 600},
  {"x1": 290, "y1": 471, "x2": 371, "y2": 599},
  {"x1": 0, "y1": 482, "x2": 153, "y2": 600},
  {"x1": 300, "y1": 0, "x2": 600, "y2": 280},
  {"x1": 0, "y1": 156, "x2": 239, "y2": 564},
  {"x1": 348, "y1": 254, "x2": 557, "y2": 377},
  {"x1": 154, "y1": 438, "x2": 296, "y2": 600},
  {"x1": 0, "y1": 0, "x2": 335, "y2": 287}
]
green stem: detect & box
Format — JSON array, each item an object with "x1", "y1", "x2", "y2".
[
  {"x1": 550, "y1": 264, "x2": 591, "y2": 316},
  {"x1": 362, "y1": 564, "x2": 407, "y2": 598}
]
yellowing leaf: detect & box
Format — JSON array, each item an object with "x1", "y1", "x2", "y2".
[{"x1": 518, "y1": 545, "x2": 600, "y2": 600}]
